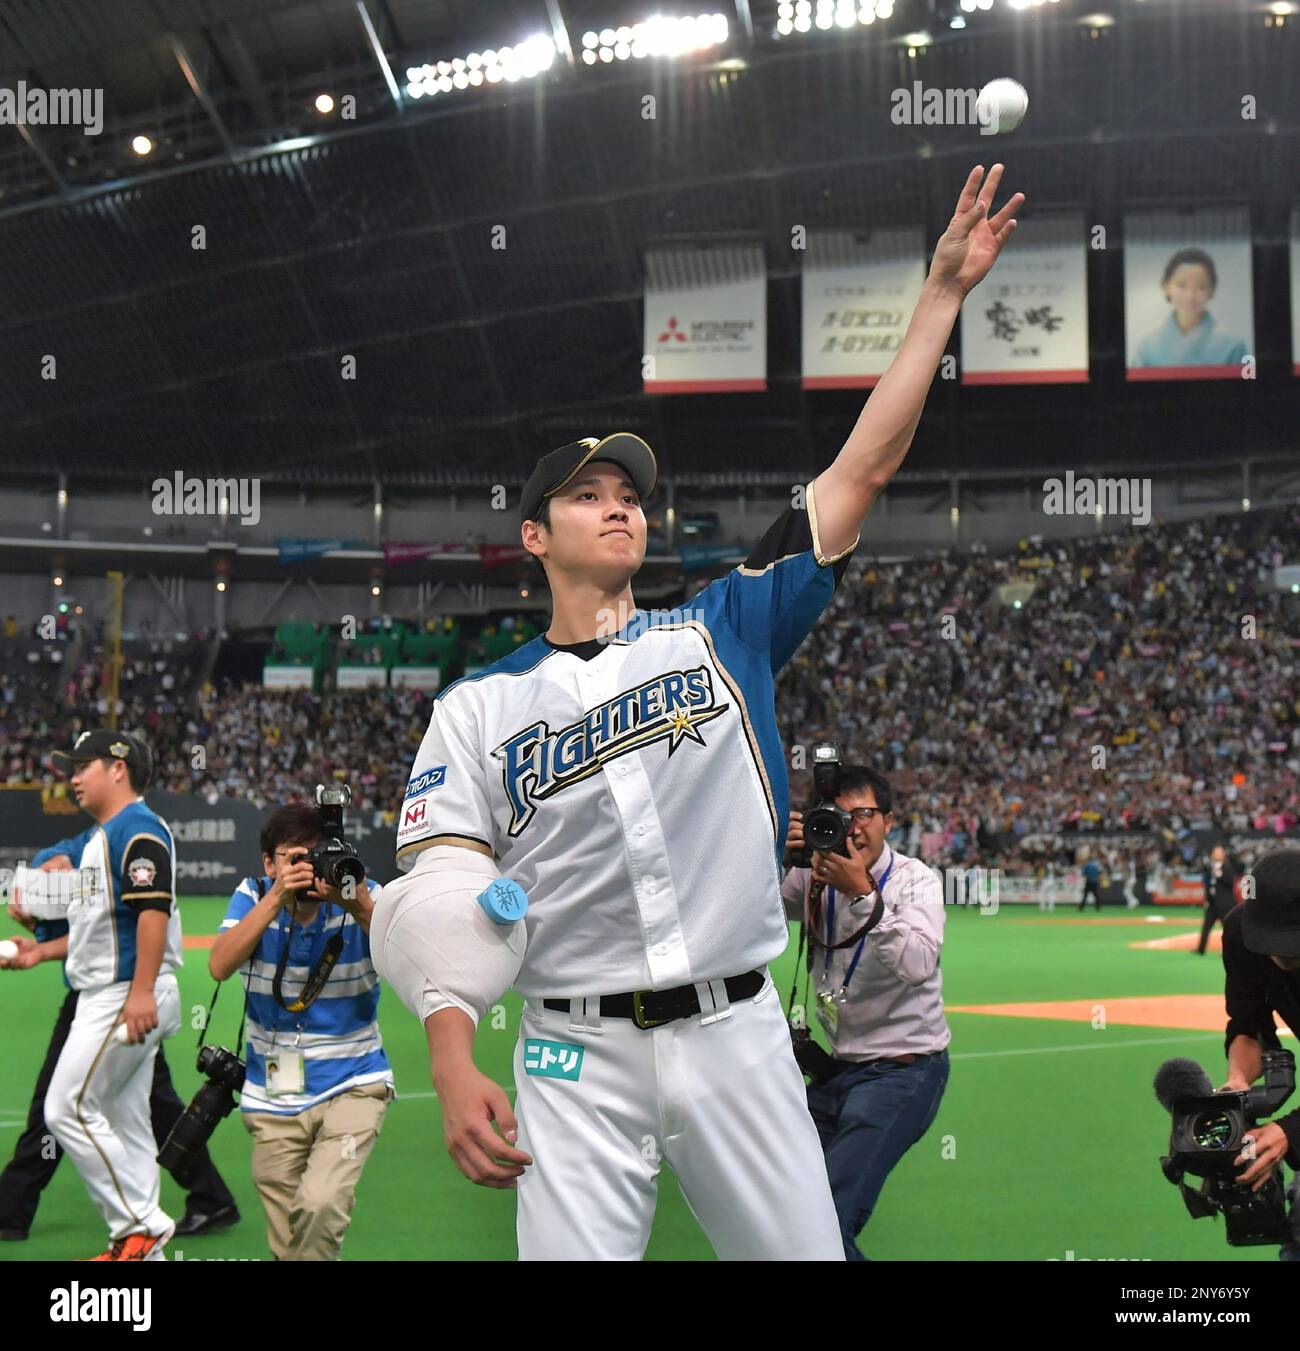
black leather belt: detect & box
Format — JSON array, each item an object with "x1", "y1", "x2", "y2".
[{"x1": 544, "y1": 970, "x2": 765, "y2": 1030}]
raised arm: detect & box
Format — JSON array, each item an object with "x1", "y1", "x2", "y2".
[{"x1": 811, "y1": 164, "x2": 1024, "y2": 559}]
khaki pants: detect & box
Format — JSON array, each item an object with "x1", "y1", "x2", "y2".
[{"x1": 243, "y1": 1081, "x2": 392, "y2": 1261}]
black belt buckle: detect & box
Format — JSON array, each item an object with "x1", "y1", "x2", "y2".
[{"x1": 631, "y1": 990, "x2": 671, "y2": 1030}]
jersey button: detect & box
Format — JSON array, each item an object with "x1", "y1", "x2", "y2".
[
  {"x1": 635, "y1": 825, "x2": 647, "y2": 836},
  {"x1": 654, "y1": 943, "x2": 669, "y2": 957},
  {"x1": 644, "y1": 879, "x2": 658, "y2": 894}
]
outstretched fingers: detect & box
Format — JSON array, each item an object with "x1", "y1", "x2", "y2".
[{"x1": 988, "y1": 190, "x2": 1025, "y2": 237}]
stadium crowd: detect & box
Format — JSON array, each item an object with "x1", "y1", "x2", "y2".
[{"x1": 3, "y1": 505, "x2": 1297, "y2": 871}]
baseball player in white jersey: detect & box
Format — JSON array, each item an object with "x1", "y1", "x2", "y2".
[
  {"x1": 372, "y1": 165, "x2": 1022, "y2": 1259},
  {"x1": 28, "y1": 730, "x2": 184, "y2": 1260}
]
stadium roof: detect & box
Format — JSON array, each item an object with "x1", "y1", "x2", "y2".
[{"x1": 0, "y1": 0, "x2": 1295, "y2": 487}]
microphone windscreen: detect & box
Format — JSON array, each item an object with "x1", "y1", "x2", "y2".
[{"x1": 1153, "y1": 1057, "x2": 1215, "y2": 1114}]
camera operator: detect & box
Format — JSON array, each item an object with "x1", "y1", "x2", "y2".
[
  {"x1": 1219, "y1": 848, "x2": 1300, "y2": 1258},
  {"x1": 783, "y1": 765, "x2": 950, "y2": 1262},
  {"x1": 1197, "y1": 843, "x2": 1239, "y2": 956},
  {"x1": 208, "y1": 804, "x2": 394, "y2": 1262}
]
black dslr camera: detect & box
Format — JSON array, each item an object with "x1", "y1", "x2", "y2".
[
  {"x1": 789, "y1": 742, "x2": 853, "y2": 867},
  {"x1": 1157, "y1": 1049, "x2": 1297, "y2": 1246},
  {"x1": 157, "y1": 1044, "x2": 246, "y2": 1184},
  {"x1": 300, "y1": 784, "x2": 366, "y2": 891}
]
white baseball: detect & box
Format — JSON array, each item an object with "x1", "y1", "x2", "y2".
[
  {"x1": 976, "y1": 78, "x2": 1029, "y2": 135},
  {"x1": 0, "y1": 939, "x2": 18, "y2": 961},
  {"x1": 113, "y1": 1023, "x2": 132, "y2": 1044}
]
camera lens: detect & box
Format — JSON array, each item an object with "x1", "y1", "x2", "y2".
[{"x1": 1192, "y1": 1111, "x2": 1235, "y2": 1150}]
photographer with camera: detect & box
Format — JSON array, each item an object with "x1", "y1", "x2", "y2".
[
  {"x1": 1219, "y1": 849, "x2": 1300, "y2": 1256},
  {"x1": 207, "y1": 797, "x2": 393, "y2": 1261},
  {"x1": 782, "y1": 756, "x2": 950, "y2": 1262}
]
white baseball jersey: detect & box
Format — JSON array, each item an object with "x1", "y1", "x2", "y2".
[
  {"x1": 397, "y1": 481, "x2": 857, "y2": 997},
  {"x1": 58, "y1": 800, "x2": 184, "y2": 992}
]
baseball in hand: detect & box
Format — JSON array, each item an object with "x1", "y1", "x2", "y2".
[
  {"x1": 0, "y1": 940, "x2": 18, "y2": 961},
  {"x1": 113, "y1": 1023, "x2": 132, "y2": 1044}
]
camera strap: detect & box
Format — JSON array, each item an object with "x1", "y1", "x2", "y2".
[
  {"x1": 272, "y1": 895, "x2": 347, "y2": 1015},
  {"x1": 198, "y1": 877, "x2": 263, "y2": 1056}
]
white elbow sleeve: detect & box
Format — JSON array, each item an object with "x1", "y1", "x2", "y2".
[{"x1": 370, "y1": 845, "x2": 528, "y2": 1027}]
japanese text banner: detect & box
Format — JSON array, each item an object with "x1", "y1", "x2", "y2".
[
  {"x1": 801, "y1": 228, "x2": 926, "y2": 389},
  {"x1": 961, "y1": 213, "x2": 1088, "y2": 385}
]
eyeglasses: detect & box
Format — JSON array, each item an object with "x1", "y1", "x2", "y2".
[{"x1": 848, "y1": 807, "x2": 883, "y2": 824}]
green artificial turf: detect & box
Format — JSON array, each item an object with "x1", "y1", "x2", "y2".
[{"x1": 0, "y1": 901, "x2": 1278, "y2": 1261}]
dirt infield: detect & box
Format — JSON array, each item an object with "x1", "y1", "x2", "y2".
[
  {"x1": 948, "y1": 992, "x2": 1294, "y2": 1035},
  {"x1": 1129, "y1": 931, "x2": 1222, "y2": 953}
]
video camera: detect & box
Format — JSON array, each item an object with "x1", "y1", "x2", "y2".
[{"x1": 1155, "y1": 1049, "x2": 1297, "y2": 1246}]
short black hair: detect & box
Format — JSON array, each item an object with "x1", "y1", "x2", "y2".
[
  {"x1": 260, "y1": 804, "x2": 326, "y2": 860},
  {"x1": 97, "y1": 750, "x2": 147, "y2": 795},
  {"x1": 834, "y1": 764, "x2": 895, "y2": 816},
  {"x1": 122, "y1": 730, "x2": 153, "y2": 792},
  {"x1": 1161, "y1": 247, "x2": 1217, "y2": 291}
]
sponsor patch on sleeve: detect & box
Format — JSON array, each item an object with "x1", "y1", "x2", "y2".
[
  {"x1": 404, "y1": 765, "x2": 447, "y2": 798},
  {"x1": 397, "y1": 790, "x2": 436, "y2": 846}
]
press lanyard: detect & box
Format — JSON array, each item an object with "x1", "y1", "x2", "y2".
[{"x1": 823, "y1": 851, "x2": 894, "y2": 987}]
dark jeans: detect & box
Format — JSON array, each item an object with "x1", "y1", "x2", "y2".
[
  {"x1": 1196, "y1": 903, "x2": 1232, "y2": 954},
  {"x1": 0, "y1": 988, "x2": 236, "y2": 1235},
  {"x1": 1078, "y1": 881, "x2": 1101, "y2": 911},
  {"x1": 807, "y1": 1049, "x2": 950, "y2": 1261}
]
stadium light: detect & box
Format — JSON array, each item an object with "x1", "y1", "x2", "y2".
[
  {"x1": 131, "y1": 134, "x2": 153, "y2": 156},
  {"x1": 587, "y1": 12, "x2": 729, "y2": 63},
  {"x1": 314, "y1": 93, "x2": 335, "y2": 114},
  {"x1": 371, "y1": 585, "x2": 382, "y2": 597},
  {"x1": 52, "y1": 574, "x2": 64, "y2": 587},
  {"x1": 216, "y1": 580, "x2": 227, "y2": 593},
  {"x1": 406, "y1": 33, "x2": 556, "y2": 100}
]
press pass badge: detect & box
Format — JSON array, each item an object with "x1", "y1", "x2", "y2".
[
  {"x1": 815, "y1": 987, "x2": 846, "y2": 1041},
  {"x1": 266, "y1": 1050, "x2": 305, "y2": 1097}
]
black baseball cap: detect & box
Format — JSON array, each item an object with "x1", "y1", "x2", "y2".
[
  {"x1": 520, "y1": 433, "x2": 657, "y2": 523},
  {"x1": 52, "y1": 729, "x2": 151, "y2": 787},
  {"x1": 1241, "y1": 849, "x2": 1300, "y2": 958}
]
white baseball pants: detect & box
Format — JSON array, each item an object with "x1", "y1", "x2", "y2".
[
  {"x1": 513, "y1": 971, "x2": 844, "y2": 1261},
  {"x1": 45, "y1": 976, "x2": 182, "y2": 1243}
]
